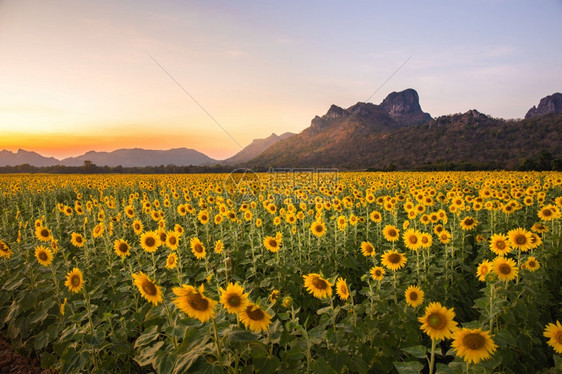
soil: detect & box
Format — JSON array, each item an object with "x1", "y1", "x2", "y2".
[{"x1": 0, "y1": 337, "x2": 49, "y2": 374}]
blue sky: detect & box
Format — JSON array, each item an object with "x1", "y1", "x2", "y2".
[{"x1": 0, "y1": 0, "x2": 561, "y2": 158}]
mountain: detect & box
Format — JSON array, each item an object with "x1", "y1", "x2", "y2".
[
  {"x1": 0, "y1": 149, "x2": 60, "y2": 167},
  {"x1": 247, "y1": 88, "x2": 433, "y2": 167},
  {"x1": 223, "y1": 132, "x2": 295, "y2": 164},
  {"x1": 61, "y1": 148, "x2": 216, "y2": 167},
  {"x1": 525, "y1": 93, "x2": 562, "y2": 119},
  {"x1": 246, "y1": 91, "x2": 562, "y2": 170}
]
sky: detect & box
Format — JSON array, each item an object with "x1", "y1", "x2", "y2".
[{"x1": 1, "y1": 0, "x2": 561, "y2": 160}]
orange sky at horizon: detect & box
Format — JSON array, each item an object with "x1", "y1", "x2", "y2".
[{"x1": 2, "y1": 1, "x2": 561, "y2": 162}]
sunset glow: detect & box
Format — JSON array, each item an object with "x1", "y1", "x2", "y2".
[{"x1": 1, "y1": 1, "x2": 561, "y2": 160}]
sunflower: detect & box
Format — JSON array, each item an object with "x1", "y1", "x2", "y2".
[
  {"x1": 35, "y1": 226, "x2": 52, "y2": 242},
  {"x1": 220, "y1": 282, "x2": 250, "y2": 314},
  {"x1": 492, "y1": 257, "x2": 518, "y2": 282},
  {"x1": 438, "y1": 230, "x2": 452, "y2": 244},
  {"x1": 65, "y1": 268, "x2": 84, "y2": 293},
  {"x1": 529, "y1": 233, "x2": 542, "y2": 249},
  {"x1": 382, "y1": 225, "x2": 400, "y2": 242},
  {"x1": 310, "y1": 221, "x2": 326, "y2": 238},
  {"x1": 381, "y1": 250, "x2": 407, "y2": 271},
  {"x1": 0, "y1": 240, "x2": 12, "y2": 259},
  {"x1": 190, "y1": 237, "x2": 206, "y2": 259},
  {"x1": 70, "y1": 232, "x2": 86, "y2": 248},
  {"x1": 172, "y1": 284, "x2": 217, "y2": 322},
  {"x1": 543, "y1": 321, "x2": 562, "y2": 354},
  {"x1": 165, "y1": 230, "x2": 180, "y2": 250},
  {"x1": 531, "y1": 223, "x2": 549, "y2": 233},
  {"x1": 418, "y1": 302, "x2": 458, "y2": 340},
  {"x1": 140, "y1": 231, "x2": 160, "y2": 253},
  {"x1": 460, "y1": 216, "x2": 478, "y2": 231},
  {"x1": 263, "y1": 235, "x2": 281, "y2": 253},
  {"x1": 269, "y1": 290, "x2": 280, "y2": 303},
  {"x1": 92, "y1": 223, "x2": 105, "y2": 238},
  {"x1": 419, "y1": 232, "x2": 432, "y2": 249},
  {"x1": 239, "y1": 303, "x2": 272, "y2": 332},
  {"x1": 452, "y1": 328, "x2": 497, "y2": 364},
  {"x1": 132, "y1": 219, "x2": 144, "y2": 235},
  {"x1": 489, "y1": 234, "x2": 511, "y2": 256},
  {"x1": 282, "y1": 296, "x2": 293, "y2": 308},
  {"x1": 113, "y1": 239, "x2": 131, "y2": 258},
  {"x1": 214, "y1": 240, "x2": 224, "y2": 254},
  {"x1": 35, "y1": 245, "x2": 53, "y2": 266},
  {"x1": 133, "y1": 272, "x2": 163, "y2": 306},
  {"x1": 336, "y1": 278, "x2": 350, "y2": 300},
  {"x1": 507, "y1": 228, "x2": 533, "y2": 252},
  {"x1": 538, "y1": 205, "x2": 558, "y2": 221},
  {"x1": 524, "y1": 256, "x2": 540, "y2": 271},
  {"x1": 165, "y1": 252, "x2": 178, "y2": 269},
  {"x1": 403, "y1": 229, "x2": 421, "y2": 251},
  {"x1": 303, "y1": 273, "x2": 333, "y2": 299},
  {"x1": 198, "y1": 210, "x2": 210, "y2": 225},
  {"x1": 476, "y1": 260, "x2": 492, "y2": 282},
  {"x1": 370, "y1": 266, "x2": 385, "y2": 281},
  {"x1": 360, "y1": 241, "x2": 376, "y2": 257},
  {"x1": 370, "y1": 210, "x2": 382, "y2": 223},
  {"x1": 405, "y1": 285, "x2": 424, "y2": 308}
]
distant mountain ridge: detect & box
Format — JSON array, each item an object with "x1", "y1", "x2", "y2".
[
  {"x1": 2, "y1": 89, "x2": 561, "y2": 170},
  {"x1": 0, "y1": 149, "x2": 60, "y2": 167},
  {"x1": 245, "y1": 89, "x2": 562, "y2": 170},
  {"x1": 0, "y1": 148, "x2": 217, "y2": 167},
  {"x1": 61, "y1": 148, "x2": 216, "y2": 167},
  {"x1": 525, "y1": 93, "x2": 562, "y2": 119},
  {"x1": 223, "y1": 132, "x2": 295, "y2": 165}
]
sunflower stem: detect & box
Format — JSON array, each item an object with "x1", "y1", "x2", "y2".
[
  {"x1": 429, "y1": 339, "x2": 437, "y2": 374},
  {"x1": 163, "y1": 301, "x2": 178, "y2": 349},
  {"x1": 489, "y1": 283, "x2": 495, "y2": 334},
  {"x1": 212, "y1": 318, "x2": 224, "y2": 368}
]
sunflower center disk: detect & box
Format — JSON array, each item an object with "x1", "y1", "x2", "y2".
[
  {"x1": 194, "y1": 244, "x2": 203, "y2": 253},
  {"x1": 39, "y1": 252, "x2": 48, "y2": 261},
  {"x1": 515, "y1": 235, "x2": 526, "y2": 245},
  {"x1": 409, "y1": 236, "x2": 417, "y2": 244},
  {"x1": 41, "y1": 229, "x2": 49, "y2": 237},
  {"x1": 496, "y1": 241, "x2": 506, "y2": 250},
  {"x1": 71, "y1": 276, "x2": 80, "y2": 286},
  {"x1": 188, "y1": 293, "x2": 209, "y2": 311},
  {"x1": 247, "y1": 307, "x2": 265, "y2": 321},
  {"x1": 169, "y1": 237, "x2": 176, "y2": 245},
  {"x1": 409, "y1": 292, "x2": 418, "y2": 301},
  {"x1": 145, "y1": 237, "x2": 155, "y2": 247},
  {"x1": 142, "y1": 281, "x2": 157, "y2": 296},
  {"x1": 311, "y1": 277, "x2": 328, "y2": 290},
  {"x1": 388, "y1": 254, "x2": 401, "y2": 264},
  {"x1": 427, "y1": 313, "x2": 446, "y2": 329},
  {"x1": 228, "y1": 295, "x2": 241, "y2": 307},
  {"x1": 269, "y1": 239, "x2": 278, "y2": 247},
  {"x1": 119, "y1": 243, "x2": 128, "y2": 252},
  {"x1": 463, "y1": 333, "x2": 486, "y2": 350},
  {"x1": 499, "y1": 263, "x2": 511, "y2": 275}
]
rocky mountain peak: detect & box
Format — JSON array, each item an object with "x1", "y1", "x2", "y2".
[
  {"x1": 325, "y1": 105, "x2": 348, "y2": 119},
  {"x1": 379, "y1": 88, "x2": 432, "y2": 126},
  {"x1": 380, "y1": 88, "x2": 422, "y2": 116},
  {"x1": 525, "y1": 93, "x2": 562, "y2": 119}
]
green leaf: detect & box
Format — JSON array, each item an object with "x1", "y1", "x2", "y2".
[
  {"x1": 393, "y1": 361, "x2": 424, "y2": 374},
  {"x1": 401, "y1": 345, "x2": 427, "y2": 359},
  {"x1": 135, "y1": 340, "x2": 164, "y2": 367},
  {"x1": 311, "y1": 358, "x2": 337, "y2": 374},
  {"x1": 229, "y1": 329, "x2": 258, "y2": 342},
  {"x1": 135, "y1": 325, "x2": 160, "y2": 348},
  {"x1": 154, "y1": 350, "x2": 177, "y2": 374}
]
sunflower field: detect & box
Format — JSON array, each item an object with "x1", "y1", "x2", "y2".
[{"x1": 0, "y1": 171, "x2": 561, "y2": 373}]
